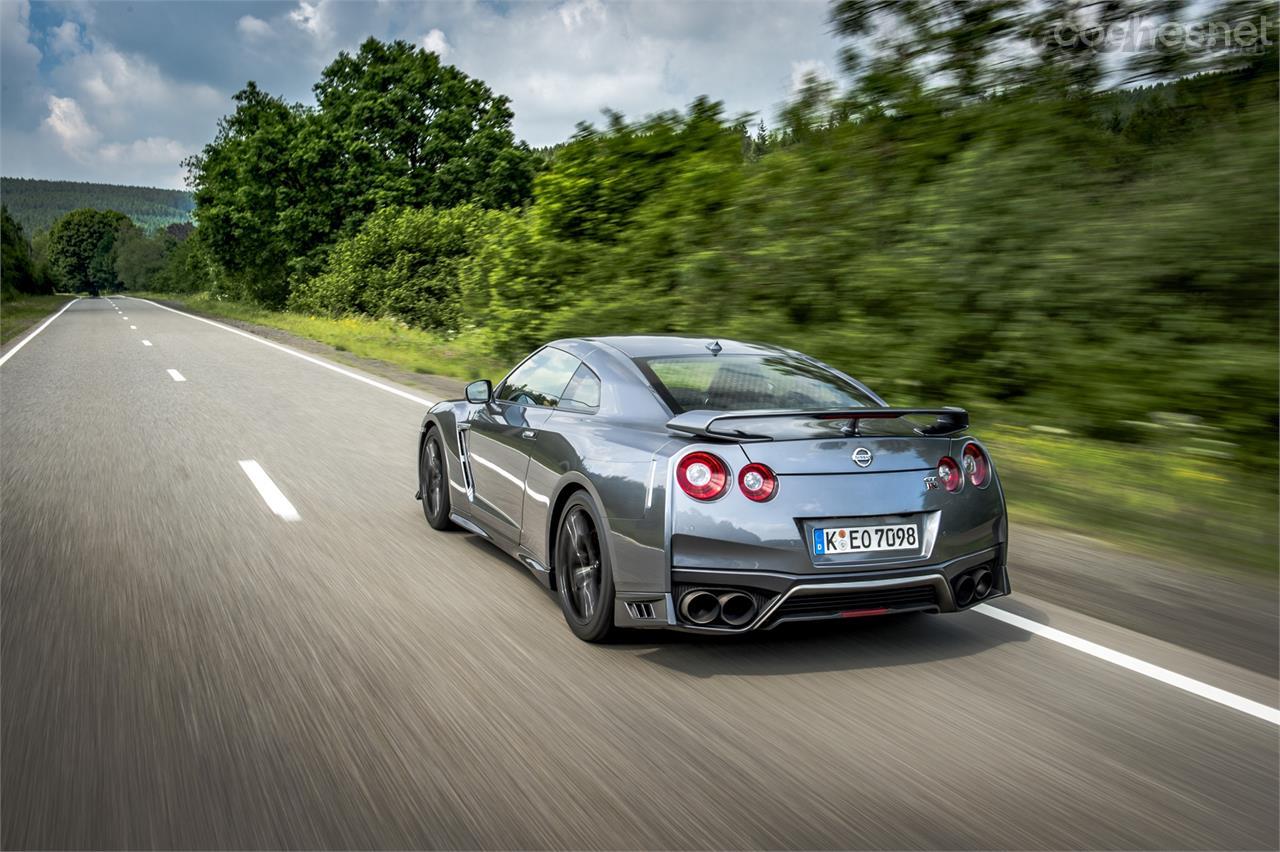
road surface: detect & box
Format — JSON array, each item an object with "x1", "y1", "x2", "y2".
[{"x1": 3, "y1": 297, "x2": 1277, "y2": 849}]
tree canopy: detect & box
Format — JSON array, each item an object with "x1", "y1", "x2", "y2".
[
  {"x1": 1, "y1": 205, "x2": 52, "y2": 296},
  {"x1": 46, "y1": 208, "x2": 131, "y2": 295},
  {"x1": 184, "y1": 39, "x2": 536, "y2": 306}
]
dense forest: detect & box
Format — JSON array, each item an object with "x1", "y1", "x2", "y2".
[
  {"x1": 16, "y1": 0, "x2": 1278, "y2": 466},
  {"x1": 0, "y1": 178, "x2": 193, "y2": 233}
]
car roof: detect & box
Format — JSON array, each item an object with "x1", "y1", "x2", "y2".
[{"x1": 582, "y1": 335, "x2": 790, "y2": 359}]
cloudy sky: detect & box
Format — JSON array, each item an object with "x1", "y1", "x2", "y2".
[{"x1": 1, "y1": 0, "x2": 841, "y2": 189}]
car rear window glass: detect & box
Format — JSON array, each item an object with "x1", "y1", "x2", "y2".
[
  {"x1": 559, "y1": 364, "x2": 601, "y2": 412},
  {"x1": 497, "y1": 347, "x2": 581, "y2": 407},
  {"x1": 636, "y1": 354, "x2": 877, "y2": 413}
]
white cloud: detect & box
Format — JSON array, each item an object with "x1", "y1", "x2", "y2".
[
  {"x1": 99, "y1": 136, "x2": 188, "y2": 165},
  {"x1": 99, "y1": 136, "x2": 191, "y2": 186},
  {"x1": 48, "y1": 21, "x2": 83, "y2": 56},
  {"x1": 559, "y1": 0, "x2": 606, "y2": 32},
  {"x1": 421, "y1": 28, "x2": 450, "y2": 58},
  {"x1": 289, "y1": 1, "x2": 330, "y2": 39},
  {"x1": 42, "y1": 95, "x2": 100, "y2": 156},
  {"x1": 237, "y1": 15, "x2": 273, "y2": 39},
  {"x1": 51, "y1": 43, "x2": 224, "y2": 136}
]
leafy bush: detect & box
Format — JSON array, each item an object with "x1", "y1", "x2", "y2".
[{"x1": 289, "y1": 205, "x2": 502, "y2": 330}]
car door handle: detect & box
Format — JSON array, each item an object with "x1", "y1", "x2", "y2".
[{"x1": 521, "y1": 430, "x2": 537, "y2": 440}]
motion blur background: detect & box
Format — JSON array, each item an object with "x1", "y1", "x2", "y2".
[{"x1": 4, "y1": 0, "x2": 1276, "y2": 576}]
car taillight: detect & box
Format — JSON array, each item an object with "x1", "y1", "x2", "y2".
[
  {"x1": 962, "y1": 443, "x2": 989, "y2": 488},
  {"x1": 677, "y1": 452, "x2": 729, "y2": 500},
  {"x1": 937, "y1": 456, "x2": 963, "y2": 492},
  {"x1": 738, "y1": 462, "x2": 777, "y2": 502}
]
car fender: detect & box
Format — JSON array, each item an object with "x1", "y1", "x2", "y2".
[
  {"x1": 544, "y1": 471, "x2": 616, "y2": 589},
  {"x1": 420, "y1": 404, "x2": 471, "y2": 514}
]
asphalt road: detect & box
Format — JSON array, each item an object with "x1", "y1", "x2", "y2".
[{"x1": 3, "y1": 296, "x2": 1277, "y2": 850}]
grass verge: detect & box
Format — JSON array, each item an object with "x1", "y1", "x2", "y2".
[
  {"x1": 133, "y1": 291, "x2": 506, "y2": 382},
  {"x1": 984, "y1": 425, "x2": 1276, "y2": 575},
  {"x1": 0, "y1": 294, "x2": 77, "y2": 345},
  {"x1": 134, "y1": 291, "x2": 1277, "y2": 575}
]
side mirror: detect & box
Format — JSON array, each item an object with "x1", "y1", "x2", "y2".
[{"x1": 465, "y1": 379, "x2": 493, "y2": 404}]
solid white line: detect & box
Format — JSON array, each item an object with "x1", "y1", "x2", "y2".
[
  {"x1": 974, "y1": 604, "x2": 1280, "y2": 726},
  {"x1": 238, "y1": 460, "x2": 300, "y2": 522},
  {"x1": 142, "y1": 340, "x2": 153, "y2": 347},
  {"x1": 125, "y1": 297, "x2": 436, "y2": 408},
  {"x1": 0, "y1": 299, "x2": 77, "y2": 368},
  {"x1": 166, "y1": 369, "x2": 186, "y2": 382}
]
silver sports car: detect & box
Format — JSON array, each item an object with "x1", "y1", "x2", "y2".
[{"x1": 417, "y1": 336, "x2": 1008, "y2": 641}]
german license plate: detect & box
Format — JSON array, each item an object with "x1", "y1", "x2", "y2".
[{"x1": 813, "y1": 523, "x2": 918, "y2": 555}]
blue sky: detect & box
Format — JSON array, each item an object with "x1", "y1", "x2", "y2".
[{"x1": 1, "y1": 0, "x2": 840, "y2": 189}]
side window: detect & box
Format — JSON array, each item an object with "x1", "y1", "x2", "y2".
[
  {"x1": 559, "y1": 364, "x2": 602, "y2": 413},
  {"x1": 496, "y1": 347, "x2": 581, "y2": 408}
]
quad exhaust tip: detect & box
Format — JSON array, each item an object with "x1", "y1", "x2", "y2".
[
  {"x1": 953, "y1": 566, "x2": 996, "y2": 608},
  {"x1": 679, "y1": 590, "x2": 721, "y2": 625},
  {"x1": 717, "y1": 591, "x2": 758, "y2": 627},
  {"x1": 678, "y1": 589, "x2": 758, "y2": 627}
]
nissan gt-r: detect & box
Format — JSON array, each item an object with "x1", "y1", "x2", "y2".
[{"x1": 416, "y1": 336, "x2": 1008, "y2": 641}]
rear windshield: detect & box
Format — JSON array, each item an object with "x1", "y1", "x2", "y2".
[{"x1": 635, "y1": 353, "x2": 878, "y2": 414}]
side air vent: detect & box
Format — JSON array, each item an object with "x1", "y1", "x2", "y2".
[{"x1": 625, "y1": 601, "x2": 660, "y2": 620}]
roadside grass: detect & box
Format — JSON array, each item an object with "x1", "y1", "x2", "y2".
[
  {"x1": 133, "y1": 290, "x2": 1277, "y2": 575},
  {"x1": 983, "y1": 425, "x2": 1277, "y2": 575},
  {"x1": 0, "y1": 294, "x2": 77, "y2": 345},
  {"x1": 132, "y1": 291, "x2": 507, "y2": 382}
]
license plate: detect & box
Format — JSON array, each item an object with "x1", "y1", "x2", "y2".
[{"x1": 813, "y1": 523, "x2": 918, "y2": 555}]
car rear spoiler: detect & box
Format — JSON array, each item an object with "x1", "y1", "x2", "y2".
[{"x1": 666, "y1": 407, "x2": 970, "y2": 441}]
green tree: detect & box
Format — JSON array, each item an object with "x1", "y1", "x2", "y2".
[
  {"x1": 155, "y1": 228, "x2": 221, "y2": 293},
  {"x1": 115, "y1": 227, "x2": 178, "y2": 291},
  {"x1": 46, "y1": 208, "x2": 131, "y2": 294},
  {"x1": 184, "y1": 82, "x2": 304, "y2": 306},
  {"x1": 187, "y1": 41, "x2": 537, "y2": 307},
  {"x1": 312, "y1": 38, "x2": 536, "y2": 230},
  {"x1": 1, "y1": 204, "x2": 49, "y2": 295}
]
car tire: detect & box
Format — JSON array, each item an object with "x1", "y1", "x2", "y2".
[
  {"x1": 554, "y1": 491, "x2": 616, "y2": 642},
  {"x1": 419, "y1": 429, "x2": 456, "y2": 531}
]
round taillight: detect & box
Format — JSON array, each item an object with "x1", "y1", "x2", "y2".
[
  {"x1": 962, "y1": 443, "x2": 989, "y2": 488},
  {"x1": 677, "y1": 452, "x2": 729, "y2": 500},
  {"x1": 738, "y1": 462, "x2": 777, "y2": 502},
  {"x1": 937, "y1": 456, "x2": 963, "y2": 492}
]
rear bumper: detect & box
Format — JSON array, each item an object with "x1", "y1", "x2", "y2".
[{"x1": 613, "y1": 545, "x2": 1008, "y2": 633}]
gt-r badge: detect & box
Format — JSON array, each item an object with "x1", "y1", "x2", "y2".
[{"x1": 851, "y1": 447, "x2": 873, "y2": 467}]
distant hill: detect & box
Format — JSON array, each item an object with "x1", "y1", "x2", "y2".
[{"x1": 0, "y1": 177, "x2": 194, "y2": 234}]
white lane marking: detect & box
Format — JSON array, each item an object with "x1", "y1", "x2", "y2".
[
  {"x1": 238, "y1": 460, "x2": 300, "y2": 521},
  {"x1": 166, "y1": 369, "x2": 186, "y2": 382},
  {"x1": 0, "y1": 299, "x2": 78, "y2": 368},
  {"x1": 130, "y1": 325, "x2": 137, "y2": 330},
  {"x1": 124, "y1": 297, "x2": 436, "y2": 408},
  {"x1": 142, "y1": 340, "x2": 153, "y2": 346},
  {"x1": 122, "y1": 316, "x2": 128, "y2": 320},
  {"x1": 975, "y1": 604, "x2": 1280, "y2": 726}
]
